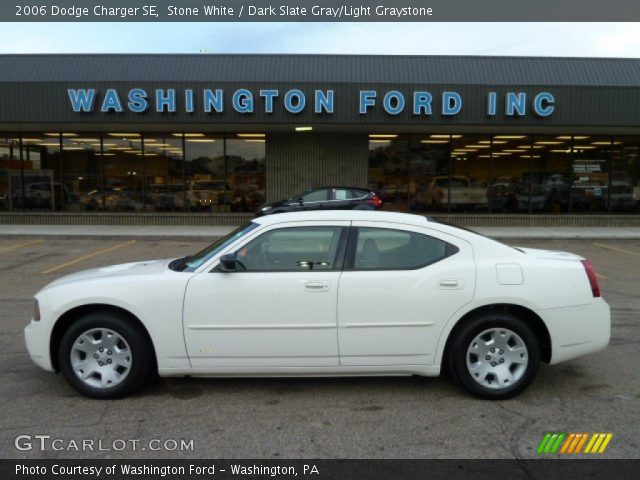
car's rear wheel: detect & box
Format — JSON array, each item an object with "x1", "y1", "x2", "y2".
[
  {"x1": 448, "y1": 312, "x2": 540, "y2": 399},
  {"x1": 58, "y1": 310, "x2": 153, "y2": 399}
]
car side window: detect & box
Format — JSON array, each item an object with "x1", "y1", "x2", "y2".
[
  {"x1": 332, "y1": 188, "x2": 355, "y2": 200},
  {"x1": 236, "y1": 226, "x2": 345, "y2": 271},
  {"x1": 351, "y1": 227, "x2": 457, "y2": 270},
  {"x1": 302, "y1": 189, "x2": 328, "y2": 202}
]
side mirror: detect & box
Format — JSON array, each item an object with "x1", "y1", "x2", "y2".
[{"x1": 217, "y1": 253, "x2": 237, "y2": 272}]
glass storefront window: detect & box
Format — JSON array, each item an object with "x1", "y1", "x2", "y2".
[
  {"x1": 184, "y1": 134, "x2": 226, "y2": 212},
  {"x1": 612, "y1": 136, "x2": 640, "y2": 213},
  {"x1": 449, "y1": 135, "x2": 491, "y2": 212},
  {"x1": 143, "y1": 135, "x2": 185, "y2": 212},
  {"x1": 226, "y1": 134, "x2": 266, "y2": 213},
  {"x1": 570, "y1": 136, "x2": 611, "y2": 213},
  {"x1": 0, "y1": 135, "x2": 20, "y2": 211},
  {"x1": 62, "y1": 134, "x2": 102, "y2": 211},
  {"x1": 20, "y1": 133, "x2": 62, "y2": 211},
  {"x1": 529, "y1": 136, "x2": 573, "y2": 213},
  {"x1": 103, "y1": 134, "x2": 143, "y2": 212},
  {"x1": 368, "y1": 135, "x2": 410, "y2": 212},
  {"x1": 409, "y1": 135, "x2": 450, "y2": 213},
  {"x1": 491, "y1": 135, "x2": 532, "y2": 213}
]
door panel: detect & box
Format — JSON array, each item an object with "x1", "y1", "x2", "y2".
[
  {"x1": 183, "y1": 221, "x2": 349, "y2": 368},
  {"x1": 337, "y1": 223, "x2": 475, "y2": 366}
]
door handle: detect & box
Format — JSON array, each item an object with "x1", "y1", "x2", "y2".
[
  {"x1": 304, "y1": 281, "x2": 330, "y2": 292},
  {"x1": 439, "y1": 279, "x2": 463, "y2": 289}
]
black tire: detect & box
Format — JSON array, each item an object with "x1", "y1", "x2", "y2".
[
  {"x1": 447, "y1": 312, "x2": 540, "y2": 400},
  {"x1": 58, "y1": 310, "x2": 153, "y2": 399}
]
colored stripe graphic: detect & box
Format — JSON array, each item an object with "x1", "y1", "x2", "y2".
[{"x1": 538, "y1": 433, "x2": 612, "y2": 454}]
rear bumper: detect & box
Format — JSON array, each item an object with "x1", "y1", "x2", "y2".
[{"x1": 543, "y1": 298, "x2": 610, "y2": 365}]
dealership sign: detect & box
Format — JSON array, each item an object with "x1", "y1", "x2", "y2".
[{"x1": 67, "y1": 88, "x2": 555, "y2": 117}]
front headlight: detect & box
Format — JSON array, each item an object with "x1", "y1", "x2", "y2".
[
  {"x1": 261, "y1": 206, "x2": 272, "y2": 211},
  {"x1": 33, "y1": 299, "x2": 40, "y2": 322}
]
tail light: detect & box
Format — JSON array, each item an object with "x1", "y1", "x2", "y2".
[
  {"x1": 367, "y1": 195, "x2": 383, "y2": 208},
  {"x1": 581, "y1": 259, "x2": 601, "y2": 298}
]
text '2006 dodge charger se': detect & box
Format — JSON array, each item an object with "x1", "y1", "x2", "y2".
[{"x1": 25, "y1": 211, "x2": 610, "y2": 399}]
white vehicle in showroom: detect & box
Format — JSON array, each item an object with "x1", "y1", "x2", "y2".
[{"x1": 25, "y1": 211, "x2": 610, "y2": 400}]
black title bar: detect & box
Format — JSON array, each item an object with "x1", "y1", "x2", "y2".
[{"x1": 5, "y1": 0, "x2": 640, "y2": 22}]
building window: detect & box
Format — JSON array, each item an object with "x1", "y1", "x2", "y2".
[
  {"x1": 529, "y1": 136, "x2": 573, "y2": 214},
  {"x1": 0, "y1": 135, "x2": 20, "y2": 211},
  {"x1": 143, "y1": 135, "x2": 185, "y2": 212},
  {"x1": 103, "y1": 133, "x2": 143, "y2": 212},
  {"x1": 226, "y1": 134, "x2": 266, "y2": 213},
  {"x1": 570, "y1": 136, "x2": 612, "y2": 213},
  {"x1": 19, "y1": 133, "x2": 62, "y2": 212},
  {"x1": 368, "y1": 135, "x2": 410, "y2": 212},
  {"x1": 489, "y1": 135, "x2": 532, "y2": 213},
  {"x1": 612, "y1": 136, "x2": 640, "y2": 214},
  {"x1": 62, "y1": 134, "x2": 102, "y2": 211},
  {"x1": 449, "y1": 135, "x2": 491, "y2": 212},
  {"x1": 409, "y1": 135, "x2": 450, "y2": 213},
  {"x1": 184, "y1": 134, "x2": 226, "y2": 212}
]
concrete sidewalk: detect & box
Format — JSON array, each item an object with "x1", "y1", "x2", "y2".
[{"x1": 1, "y1": 224, "x2": 639, "y2": 239}]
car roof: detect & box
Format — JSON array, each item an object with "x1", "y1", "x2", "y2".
[{"x1": 253, "y1": 210, "x2": 431, "y2": 227}]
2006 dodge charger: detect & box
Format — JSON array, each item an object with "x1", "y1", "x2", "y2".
[{"x1": 25, "y1": 211, "x2": 610, "y2": 399}]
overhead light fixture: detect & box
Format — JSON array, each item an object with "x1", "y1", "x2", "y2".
[
  {"x1": 521, "y1": 155, "x2": 541, "y2": 159},
  {"x1": 38, "y1": 143, "x2": 61, "y2": 147},
  {"x1": 174, "y1": 133, "x2": 205, "y2": 137},
  {"x1": 420, "y1": 140, "x2": 449, "y2": 144},
  {"x1": 62, "y1": 147, "x2": 84, "y2": 151},
  {"x1": 237, "y1": 133, "x2": 266, "y2": 138},
  {"x1": 73, "y1": 138, "x2": 99, "y2": 142},
  {"x1": 591, "y1": 141, "x2": 621, "y2": 145},
  {"x1": 97, "y1": 153, "x2": 115, "y2": 156},
  {"x1": 186, "y1": 139, "x2": 216, "y2": 143},
  {"x1": 517, "y1": 145, "x2": 545, "y2": 149},
  {"x1": 572, "y1": 146, "x2": 597, "y2": 150},
  {"x1": 465, "y1": 144, "x2": 491, "y2": 148},
  {"x1": 557, "y1": 136, "x2": 590, "y2": 140},
  {"x1": 45, "y1": 132, "x2": 77, "y2": 137},
  {"x1": 494, "y1": 135, "x2": 527, "y2": 140},
  {"x1": 536, "y1": 141, "x2": 564, "y2": 145},
  {"x1": 492, "y1": 152, "x2": 511, "y2": 156},
  {"x1": 550, "y1": 149, "x2": 571, "y2": 153},
  {"x1": 430, "y1": 134, "x2": 462, "y2": 139},
  {"x1": 108, "y1": 133, "x2": 141, "y2": 137},
  {"x1": 244, "y1": 139, "x2": 265, "y2": 143},
  {"x1": 369, "y1": 134, "x2": 397, "y2": 139},
  {"x1": 370, "y1": 140, "x2": 391, "y2": 144},
  {"x1": 295, "y1": 126, "x2": 313, "y2": 132}
]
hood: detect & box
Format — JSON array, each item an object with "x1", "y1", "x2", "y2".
[
  {"x1": 41, "y1": 259, "x2": 172, "y2": 291},
  {"x1": 514, "y1": 247, "x2": 584, "y2": 262}
]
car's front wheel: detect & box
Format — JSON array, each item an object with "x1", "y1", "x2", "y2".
[
  {"x1": 58, "y1": 310, "x2": 153, "y2": 399},
  {"x1": 448, "y1": 312, "x2": 540, "y2": 399}
]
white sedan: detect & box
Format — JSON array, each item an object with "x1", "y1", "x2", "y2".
[{"x1": 25, "y1": 211, "x2": 610, "y2": 399}]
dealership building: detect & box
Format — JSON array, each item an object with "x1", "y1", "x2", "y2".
[{"x1": 0, "y1": 54, "x2": 639, "y2": 226}]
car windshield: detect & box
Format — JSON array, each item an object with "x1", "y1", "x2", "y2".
[{"x1": 171, "y1": 222, "x2": 258, "y2": 272}]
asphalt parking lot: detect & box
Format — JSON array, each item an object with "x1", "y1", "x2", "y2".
[{"x1": 0, "y1": 235, "x2": 638, "y2": 459}]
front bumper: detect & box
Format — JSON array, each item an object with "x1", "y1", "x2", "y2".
[
  {"x1": 543, "y1": 298, "x2": 611, "y2": 365},
  {"x1": 25, "y1": 320, "x2": 54, "y2": 372}
]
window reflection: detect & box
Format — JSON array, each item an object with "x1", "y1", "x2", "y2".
[
  {"x1": 368, "y1": 135, "x2": 409, "y2": 211},
  {"x1": 103, "y1": 134, "x2": 143, "y2": 212},
  {"x1": 409, "y1": 135, "x2": 450, "y2": 213},
  {"x1": 449, "y1": 135, "x2": 490, "y2": 212},
  {"x1": 571, "y1": 137, "x2": 611, "y2": 213},
  {"x1": 530, "y1": 136, "x2": 573, "y2": 213},
  {"x1": 226, "y1": 134, "x2": 266, "y2": 212},
  {"x1": 491, "y1": 135, "x2": 530, "y2": 213},
  {"x1": 184, "y1": 134, "x2": 226, "y2": 212},
  {"x1": 611, "y1": 137, "x2": 640, "y2": 213},
  {"x1": 62, "y1": 134, "x2": 102, "y2": 211},
  {"x1": 143, "y1": 135, "x2": 184, "y2": 212},
  {"x1": 20, "y1": 134, "x2": 62, "y2": 211},
  {"x1": 0, "y1": 135, "x2": 20, "y2": 211}
]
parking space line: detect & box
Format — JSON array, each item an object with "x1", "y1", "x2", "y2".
[
  {"x1": 593, "y1": 242, "x2": 640, "y2": 257},
  {"x1": 42, "y1": 240, "x2": 137, "y2": 274},
  {"x1": 0, "y1": 239, "x2": 43, "y2": 253}
]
